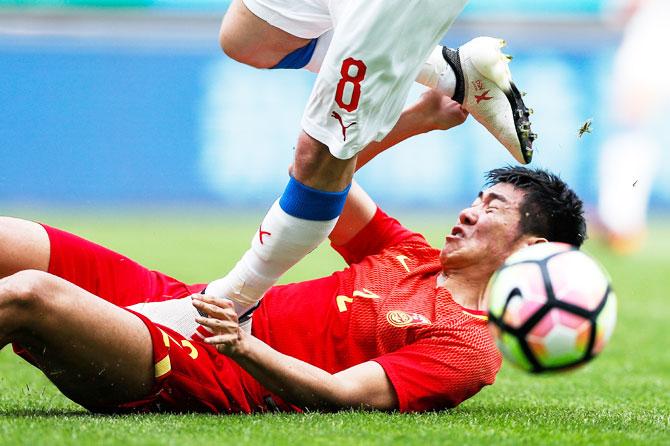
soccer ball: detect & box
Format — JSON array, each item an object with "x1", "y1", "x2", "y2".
[{"x1": 486, "y1": 242, "x2": 617, "y2": 373}]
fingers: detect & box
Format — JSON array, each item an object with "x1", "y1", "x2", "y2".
[
  {"x1": 192, "y1": 293, "x2": 234, "y2": 308},
  {"x1": 437, "y1": 97, "x2": 468, "y2": 130},
  {"x1": 194, "y1": 315, "x2": 238, "y2": 333},
  {"x1": 192, "y1": 295, "x2": 242, "y2": 355},
  {"x1": 201, "y1": 333, "x2": 240, "y2": 346},
  {"x1": 192, "y1": 294, "x2": 238, "y2": 323},
  {"x1": 455, "y1": 103, "x2": 469, "y2": 122},
  {"x1": 415, "y1": 89, "x2": 469, "y2": 131}
]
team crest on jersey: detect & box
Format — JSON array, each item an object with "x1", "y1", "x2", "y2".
[{"x1": 386, "y1": 310, "x2": 431, "y2": 328}]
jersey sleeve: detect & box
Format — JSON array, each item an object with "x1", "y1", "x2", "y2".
[
  {"x1": 372, "y1": 328, "x2": 502, "y2": 412},
  {"x1": 330, "y1": 207, "x2": 426, "y2": 265}
]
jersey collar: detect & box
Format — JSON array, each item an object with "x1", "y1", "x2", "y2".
[{"x1": 435, "y1": 272, "x2": 488, "y2": 318}]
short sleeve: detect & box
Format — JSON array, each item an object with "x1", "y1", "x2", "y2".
[
  {"x1": 373, "y1": 329, "x2": 502, "y2": 412},
  {"x1": 331, "y1": 207, "x2": 426, "y2": 265}
]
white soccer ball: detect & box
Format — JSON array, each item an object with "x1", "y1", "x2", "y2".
[{"x1": 486, "y1": 242, "x2": 617, "y2": 373}]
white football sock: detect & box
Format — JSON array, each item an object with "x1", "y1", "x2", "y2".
[
  {"x1": 415, "y1": 46, "x2": 457, "y2": 98},
  {"x1": 205, "y1": 200, "x2": 338, "y2": 316}
]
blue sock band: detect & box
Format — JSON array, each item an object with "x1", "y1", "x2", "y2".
[
  {"x1": 279, "y1": 177, "x2": 351, "y2": 221},
  {"x1": 271, "y1": 39, "x2": 318, "y2": 69}
]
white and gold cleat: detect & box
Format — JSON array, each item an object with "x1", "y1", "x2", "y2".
[{"x1": 442, "y1": 37, "x2": 535, "y2": 164}]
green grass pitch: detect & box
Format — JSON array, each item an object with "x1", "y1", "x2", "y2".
[{"x1": 0, "y1": 209, "x2": 668, "y2": 445}]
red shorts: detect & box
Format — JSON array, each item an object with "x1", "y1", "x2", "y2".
[{"x1": 14, "y1": 224, "x2": 280, "y2": 414}]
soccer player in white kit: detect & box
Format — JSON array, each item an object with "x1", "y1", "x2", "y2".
[
  {"x1": 206, "y1": 0, "x2": 536, "y2": 322},
  {"x1": 597, "y1": 0, "x2": 668, "y2": 253}
]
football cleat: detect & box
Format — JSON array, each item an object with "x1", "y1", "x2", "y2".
[{"x1": 443, "y1": 37, "x2": 535, "y2": 164}]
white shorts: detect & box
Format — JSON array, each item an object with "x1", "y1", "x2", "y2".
[{"x1": 244, "y1": 0, "x2": 466, "y2": 159}]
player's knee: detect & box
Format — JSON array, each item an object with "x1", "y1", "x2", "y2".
[
  {"x1": 0, "y1": 217, "x2": 50, "y2": 278},
  {"x1": 0, "y1": 270, "x2": 53, "y2": 319},
  {"x1": 218, "y1": 31, "x2": 239, "y2": 60},
  {"x1": 0, "y1": 217, "x2": 27, "y2": 255}
]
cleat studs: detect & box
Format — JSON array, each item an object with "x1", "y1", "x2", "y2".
[
  {"x1": 521, "y1": 91, "x2": 527, "y2": 97},
  {"x1": 503, "y1": 53, "x2": 513, "y2": 61},
  {"x1": 499, "y1": 39, "x2": 507, "y2": 48},
  {"x1": 528, "y1": 108, "x2": 534, "y2": 115},
  {"x1": 529, "y1": 133, "x2": 538, "y2": 141}
]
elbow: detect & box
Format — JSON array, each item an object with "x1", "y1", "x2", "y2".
[
  {"x1": 323, "y1": 381, "x2": 395, "y2": 412},
  {"x1": 297, "y1": 381, "x2": 362, "y2": 412}
]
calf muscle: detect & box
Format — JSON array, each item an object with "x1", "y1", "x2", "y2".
[{"x1": 292, "y1": 132, "x2": 357, "y2": 191}]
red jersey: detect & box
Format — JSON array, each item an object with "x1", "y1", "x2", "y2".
[
  {"x1": 23, "y1": 208, "x2": 501, "y2": 414},
  {"x1": 251, "y1": 207, "x2": 502, "y2": 412}
]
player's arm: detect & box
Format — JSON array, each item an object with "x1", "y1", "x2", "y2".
[
  {"x1": 227, "y1": 334, "x2": 396, "y2": 410},
  {"x1": 193, "y1": 295, "x2": 398, "y2": 411},
  {"x1": 355, "y1": 89, "x2": 467, "y2": 170},
  {"x1": 329, "y1": 90, "x2": 467, "y2": 246},
  {"x1": 327, "y1": 180, "x2": 376, "y2": 247}
]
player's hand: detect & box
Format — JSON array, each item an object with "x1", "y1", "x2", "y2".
[
  {"x1": 192, "y1": 294, "x2": 245, "y2": 356},
  {"x1": 415, "y1": 88, "x2": 468, "y2": 132}
]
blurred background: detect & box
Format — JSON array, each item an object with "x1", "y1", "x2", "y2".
[
  {"x1": 0, "y1": 3, "x2": 668, "y2": 437},
  {"x1": 1, "y1": 0, "x2": 668, "y2": 246}
]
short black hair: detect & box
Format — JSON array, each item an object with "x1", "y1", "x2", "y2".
[{"x1": 485, "y1": 166, "x2": 586, "y2": 247}]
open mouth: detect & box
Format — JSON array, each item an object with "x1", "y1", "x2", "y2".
[{"x1": 450, "y1": 226, "x2": 465, "y2": 238}]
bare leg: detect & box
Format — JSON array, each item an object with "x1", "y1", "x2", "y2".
[
  {"x1": 219, "y1": 0, "x2": 312, "y2": 68},
  {"x1": 0, "y1": 217, "x2": 49, "y2": 278},
  {"x1": 292, "y1": 131, "x2": 356, "y2": 191},
  {"x1": 0, "y1": 270, "x2": 154, "y2": 411}
]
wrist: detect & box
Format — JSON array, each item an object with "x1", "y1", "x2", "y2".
[
  {"x1": 403, "y1": 107, "x2": 433, "y2": 136},
  {"x1": 224, "y1": 330, "x2": 252, "y2": 359}
]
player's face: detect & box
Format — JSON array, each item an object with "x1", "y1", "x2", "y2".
[{"x1": 440, "y1": 183, "x2": 527, "y2": 272}]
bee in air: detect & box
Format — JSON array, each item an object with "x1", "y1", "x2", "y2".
[{"x1": 578, "y1": 118, "x2": 593, "y2": 138}]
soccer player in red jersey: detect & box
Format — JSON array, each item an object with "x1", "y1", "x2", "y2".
[{"x1": 0, "y1": 92, "x2": 581, "y2": 414}]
